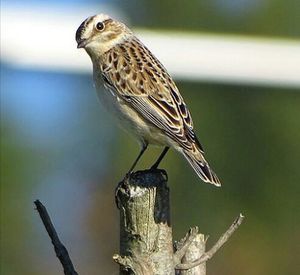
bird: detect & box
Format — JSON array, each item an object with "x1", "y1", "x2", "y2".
[{"x1": 76, "y1": 14, "x2": 221, "y2": 186}]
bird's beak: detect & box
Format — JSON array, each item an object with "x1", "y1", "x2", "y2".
[
  {"x1": 77, "y1": 39, "x2": 88, "y2": 49},
  {"x1": 76, "y1": 20, "x2": 89, "y2": 49}
]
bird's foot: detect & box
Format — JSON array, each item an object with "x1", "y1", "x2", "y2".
[
  {"x1": 123, "y1": 170, "x2": 134, "y2": 182},
  {"x1": 148, "y1": 166, "x2": 168, "y2": 181}
]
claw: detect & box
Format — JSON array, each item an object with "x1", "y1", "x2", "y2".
[{"x1": 124, "y1": 170, "x2": 133, "y2": 181}]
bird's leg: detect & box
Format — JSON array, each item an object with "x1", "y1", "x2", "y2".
[
  {"x1": 150, "y1": 146, "x2": 170, "y2": 170},
  {"x1": 117, "y1": 144, "x2": 148, "y2": 208},
  {"x1": 127, "y1": 143, "x2": 148, "y2": 175}
]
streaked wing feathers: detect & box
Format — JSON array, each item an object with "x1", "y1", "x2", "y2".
[{"x1": 101, "y1": 37, "x2": 204, "y2": 153}]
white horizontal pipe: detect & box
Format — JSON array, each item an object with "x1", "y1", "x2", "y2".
[{"x1": 1, "y1": 5, "x2": 300, "y2": 88}]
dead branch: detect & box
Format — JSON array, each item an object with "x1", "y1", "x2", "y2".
[
  {"x1": 175, "y1": 214, "x2": 244, "y2": 270},
  {"x1": 34, "y1": 200, "x2": 78, "y2": 275}
]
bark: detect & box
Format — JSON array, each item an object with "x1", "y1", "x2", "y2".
[
  {"x1": 114, "y1": 169, "x2": 174, "y2": 275},
  {"x1": 177, "y1": 234, "x2": 206, "y2": 275},
  {"x1": 114, "y1": 170, "x2": 244, "y2": 275}
]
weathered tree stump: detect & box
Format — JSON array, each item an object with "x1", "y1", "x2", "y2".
[
  {"x1": 114, "y1": 170, "x2": 244, "y2": 275},
  {"x1": 114, "y1": 169, "x2": 174, "y2": 274}
]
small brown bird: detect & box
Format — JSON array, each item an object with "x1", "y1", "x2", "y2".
[{"x1": 76, "y1": 14, "x2": 221, "y2": 186}]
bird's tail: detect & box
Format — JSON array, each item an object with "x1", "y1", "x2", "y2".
[{"x1": 182, "y1": 148, "x2": 221, "y2": 186}]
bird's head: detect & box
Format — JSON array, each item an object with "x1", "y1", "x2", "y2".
[{"x1": 76, "y1": 14, "x2": 132, "y2": 57}]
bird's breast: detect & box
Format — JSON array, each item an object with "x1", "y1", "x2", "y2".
[{"x1": 93, "y1": 74, "x2": 175, "y2": 148}]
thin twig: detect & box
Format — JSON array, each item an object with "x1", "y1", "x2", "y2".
[
  {"x1": 34, "y1": 200, "x2": 78, "y2": 275},
  {"x1": 175, "y1": 213, "x2": 245, "y2": 270}
]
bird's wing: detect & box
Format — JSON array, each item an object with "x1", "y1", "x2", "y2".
[{"x1": 101, "y1": 38, "x2": 204, "y2": 153}]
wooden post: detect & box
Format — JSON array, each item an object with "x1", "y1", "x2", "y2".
[
  {"x1": 114, "y1": 170, "x2": 244, "y2": 275},
  {"x1": 114, "y1": 169, "x2": 174, "y2": 275}
]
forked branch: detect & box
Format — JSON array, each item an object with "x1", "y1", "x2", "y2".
[{"x1": 175, "y1": 214, "x2": 244, "y2": 270}]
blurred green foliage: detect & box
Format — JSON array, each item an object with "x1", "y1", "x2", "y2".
[
  {"x1": 1, "y1": 121, "x2": 43, "y2": 274},
  {"x1": 121, "y1": 0, "x2": 300, "y2": 38}
]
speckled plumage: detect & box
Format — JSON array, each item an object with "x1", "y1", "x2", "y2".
[{"x1": 76, "y1": 14, "x2": 221, "y2": 186}]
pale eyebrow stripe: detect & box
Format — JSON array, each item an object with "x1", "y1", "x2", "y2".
[{"x1": 85, "y1": 16, "x2": 94, "y2": 26}]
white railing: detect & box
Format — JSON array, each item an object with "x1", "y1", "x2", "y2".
[{"x1": 1, "y1": 5, "x2": 300, "y2": 88}]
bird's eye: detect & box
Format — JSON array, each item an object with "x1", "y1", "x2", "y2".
[{"x1": 95, "y1": 22, "x2": 105, "y2": 31}]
